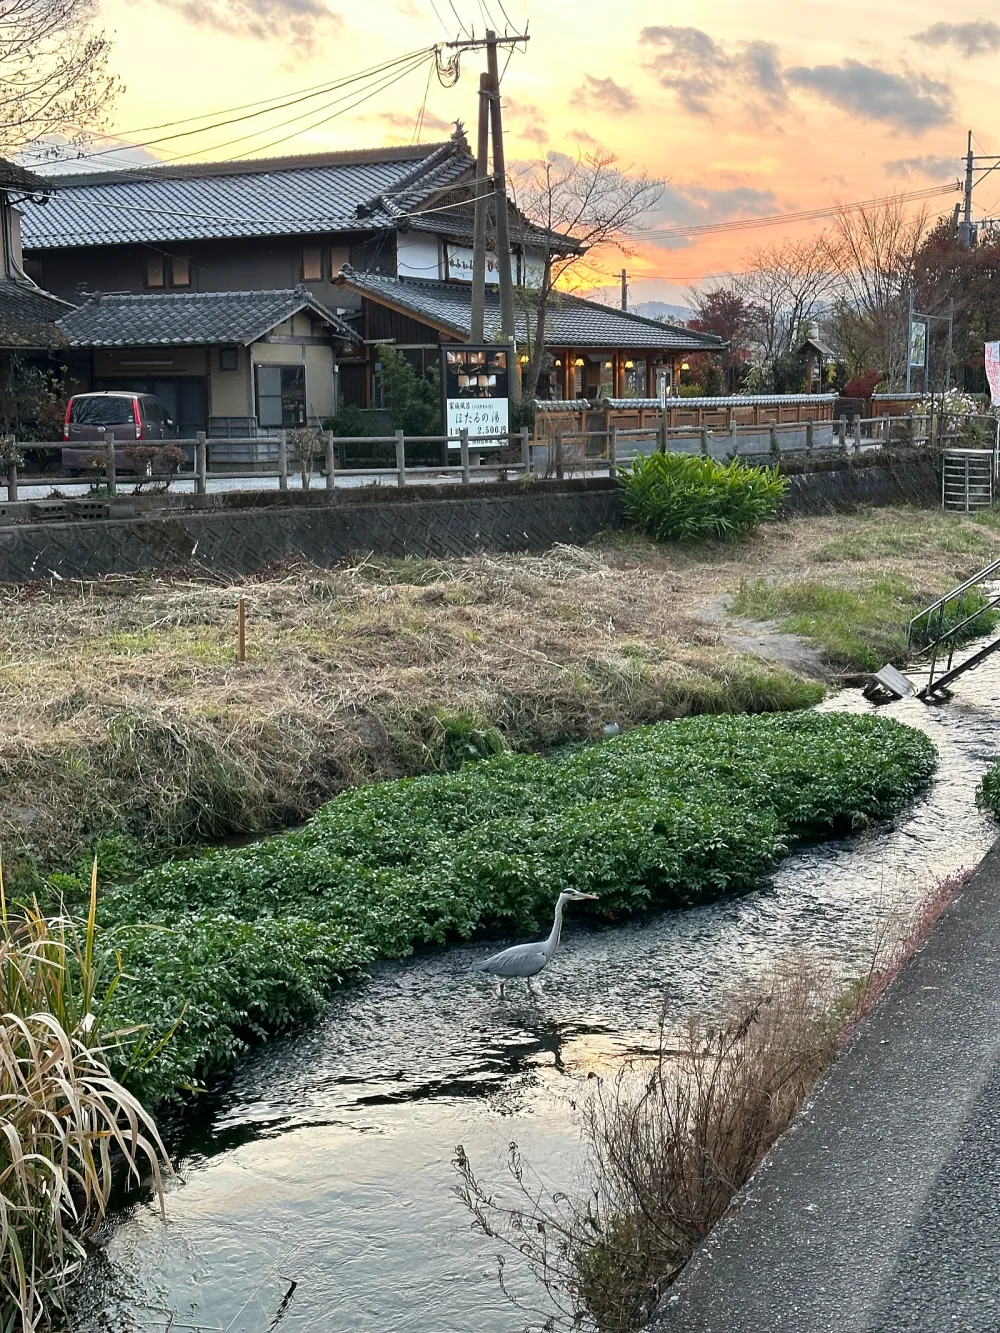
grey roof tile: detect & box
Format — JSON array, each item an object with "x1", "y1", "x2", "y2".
[
  {"x1": 20, "y1": 138, "x2": 474, "y2": 250},
  {"x1": 337, "y1": 269, "x2": 726, "y2": 352},
  {"x1": 0, "y1": 280, "x2": 72, "y2": 348},
  {"x1": 56, "y1": 287, "x2": 358, "y2": 347}
]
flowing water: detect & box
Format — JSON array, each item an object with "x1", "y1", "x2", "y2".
[{"x1": 70, "y1": 655, "x2": 1000, "y2": 1333}]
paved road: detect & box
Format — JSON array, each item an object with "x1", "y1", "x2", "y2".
[
  {"x1": 6, "y1": 470, "x2": 507, "y2": 502},
  {"x1": 652, "y1": 841, "x2": 1000, "y2": 1333}
]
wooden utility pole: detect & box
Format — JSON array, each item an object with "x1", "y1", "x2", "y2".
[
  {"x1": 470, "y1": 73, "x2": 490, "y2": 342},
  {"x1": 485, "y1": 31, "x2": 519, "y2": 402},
  {"x1": 962, "y1": 129, "x2": 975, "y2": 248},
  {"x1": 620, "y1": 269, "x2": 628, "y2": 312}
]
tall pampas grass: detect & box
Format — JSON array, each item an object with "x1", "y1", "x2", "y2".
[{"x1": 0, "y1": 859, "x2": 169, "y2": 1329}]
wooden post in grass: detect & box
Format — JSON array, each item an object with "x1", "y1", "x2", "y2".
[
  {"x1": 769, "y1": 422, "x2": 780, "y2": 463},
  {"x1": 236, "y1": 595, "x2": 246, "y2": 663},
  {"x1": 195, "y1": 431, "x2": 207, "y2": 495},
  {"x1": 395, "y1": 429, "x2": 406, "y2": 487},
  {"x1": 105, "y1": 436, "x2": 117, "y2": 497},
  {"x1": 459, "y1": 427, "x2": 471, "y2": 484},
  {"x1": 658, "y1": 415, "x2": 668, "y2": 454},
  {"x1": 278, "y1": 431, "x2": 288, "y2": 492},
  {"x1": 325, "y1": 429, "x2": 336, "y2": 493}
]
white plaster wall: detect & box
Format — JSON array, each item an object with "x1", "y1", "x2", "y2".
[{"x1": 396, "y1": 230, "x2": 443, "y2": 280}]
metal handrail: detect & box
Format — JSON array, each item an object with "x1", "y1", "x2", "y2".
[{"x1": 907, "y1": 556, "x2": 1000, "y2": 640}]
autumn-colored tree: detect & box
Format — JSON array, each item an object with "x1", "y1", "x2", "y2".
[{"x1": 688, "y1": 287, "x2": 759, "y2": 391}]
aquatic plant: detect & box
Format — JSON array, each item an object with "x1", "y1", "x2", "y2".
[
  {"x1": 976, "y1": 760, "x2": 1000, "y2": 816},
  {"x1": 93, "y1": 711, "x2": 935, "y2": 1103},
  {"x1": 619, "y1": 451, "x2": 787, "y2": 542},
  {"x1": 0, "y1": 863, "x2": 169, "y2": 1330}
]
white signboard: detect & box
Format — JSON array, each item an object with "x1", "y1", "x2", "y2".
[
  {"x1": 985, "y1": 341, "x2": 1000, "y2": 405},
  {"x1": 445, "y1": 243, "x2": 517, "y2": 285},
  {"x1": 446, "y1": 396, "x2": 509, "y2": 441},
  {"x1": 909, "y1": 319, "x2": 928, "y2": 369}
]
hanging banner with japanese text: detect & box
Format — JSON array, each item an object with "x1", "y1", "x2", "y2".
[{"x1": 985, "y1": 341, "x2": 1000, "y2": 405}]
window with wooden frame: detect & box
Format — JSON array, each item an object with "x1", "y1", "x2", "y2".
[
  {"x1": 219, "y1": 346, "x2": 239, "y2": 372},
  {"x1": 170, "y1": 255, "x2": 191, "y2": 287},
  {"x1": 145, "y1": 255, "x2": 165, "y2": 288},
  {"x1": 301, "y1": 247, "x2": 323, "y2": 281}
]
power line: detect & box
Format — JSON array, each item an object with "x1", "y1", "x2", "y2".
[
  {"x1": 642, "y1": 183, "x2": 958, "y2": 242},
  {"x1": 24, "y1": 48, "x2": 435, "y2": 168},
  {"x1": 447, "y1": 0, "x2": 472, "y2": 37}
]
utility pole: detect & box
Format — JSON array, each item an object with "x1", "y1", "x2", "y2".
[
  {"x1": 961, "y1": 129, "x2": 975, "y2": 248},
  {"x1": 485, "y1": 31, "x2": 519, "y2": 402},
  {"x1": 470, "y1": 73, "x2": 490, "y2": 342},
  {"x1": 620, "y1": 269, "x2": 628, "y2": 312}
]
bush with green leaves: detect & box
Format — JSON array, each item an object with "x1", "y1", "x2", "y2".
[
  {"x1": 620, "y1": 451, "x2": 787, "y2": 542},
  {"x1": 977, "y1": 760, "x2": 1000, "y2": 816},
  {"x1": 94, "y1": 711, "x2": 935, "y2": 1103}
]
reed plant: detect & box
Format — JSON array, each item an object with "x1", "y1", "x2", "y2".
[
  {"x1": 0, "y1": 860, "x2": 169, "y2": 1330},
  {"x1": 619, "y1": 452, "x2": 787, "y2": 542}
]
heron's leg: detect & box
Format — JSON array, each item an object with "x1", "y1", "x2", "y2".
[
  {"x1": 499, "y1": 980, "x2": 505, "y2": 999},
  {"x1": 526, "y1": 977, "x2": 537, "y2": 995}
]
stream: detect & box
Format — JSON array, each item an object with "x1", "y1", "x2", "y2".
[{"x1": 70, "y1": 655, "x2": 1000, "y2": 1333}]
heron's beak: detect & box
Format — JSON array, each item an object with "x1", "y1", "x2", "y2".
[{"x1": 583, "y1": 893, "x2": 599, "y2": 900}]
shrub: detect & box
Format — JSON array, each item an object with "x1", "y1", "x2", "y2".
[
  {"x1": 94, "y1": 711, "x2": 935, "y2": 1101},
  {"x1": 843, "y1": 370, "x2": 882, "y2": 399},
  {"x1": 977, "y1": 760, "x2": 1000, "y2": 815},
  {"x1": 619, "y1": 451, "x2": 787, "y2": 542}
]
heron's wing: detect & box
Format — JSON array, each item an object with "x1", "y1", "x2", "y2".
[{"x1": 473, "y1": 943, "x2": 548, "y2": 978}]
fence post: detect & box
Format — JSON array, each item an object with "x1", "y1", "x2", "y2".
[
  {"x1": 195, "y1": 431, "x2": 207, "y2": 495},
  {"x1": 325, "y1": 430, "x2": 336, "y2": 493},
  {"x1": 769, "y1": 422, "x2": 780, "y2": 463},
  {"x1": 555, "y1": 429, "x2": 565, "y2": 480},
  {"x1": 459, "y1": 427, "x2": 471, "y2": 484},
  {"x1": 837, "y1": 417, "x2": 847, "y2": 454},
  {"x1": 907, "y1": 413, "x2": 916, "y2": 448},
  {"x1": 658, "y1": 415, "x2": 668, "y2": 455},
  {"x1": 699, "y1": 425, "x2": 709, "y2": 457},
  {"x1": 728, "y1": 419, "x2": 738, "y2": 458},
  {"x1": 395, "y1": 429, "x2": 406, "y2": 487},
  {"x1": 278, "y1": 431, "x2": 288, "y2": 492},
  {"x1": 805, "y1": 417, "x2": 814, "y2": 453},
  {"x1": 609, "y1": 425, "x2": 618, "y2": 477},
  {"x1": 105, "y1": 436, "x2": 117, "y2": 497},
  {"x1": 520, "y1": 425, "x2": 531, "y2": 474},
  {"x1": 5, "y1": 450, "x2": 17, "y2": 504}
]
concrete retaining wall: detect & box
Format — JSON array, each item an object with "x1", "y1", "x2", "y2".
[{"x1": 0, "y1": 458, "x2": 944, "y2": 584}]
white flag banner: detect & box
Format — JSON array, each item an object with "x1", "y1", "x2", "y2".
[{"x1": 985, "y1": 341, "x2": 1000, "y2": 406}]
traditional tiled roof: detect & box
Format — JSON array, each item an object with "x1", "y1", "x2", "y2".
[
  {"x1": 19, "y1": 134, "x2": 475, "y2": 250},
  {"x1": 56, "y1": 287, "x2": 358, "y2": 347},
  {"x1": 0, "y1": 158, "x2": 50, "y2": 194},
  {"x1": 0, "y1": 281, "x2": 72, "y2": 348},
  {"x1": 336, "y1": 268, "x2": 726, "y2": 351}
]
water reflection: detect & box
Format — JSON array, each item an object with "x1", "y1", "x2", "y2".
[{"x1": 70, "y1": 656, "x2": 1000, "y2": 1333}]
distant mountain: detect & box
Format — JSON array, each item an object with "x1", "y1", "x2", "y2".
[{"x1": 633, "y1": 301, "x2": 696, "y2": 325}]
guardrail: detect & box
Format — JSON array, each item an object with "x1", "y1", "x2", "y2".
[{"x1": 0, "y1": 412, "x2": 967, "y2": 504}]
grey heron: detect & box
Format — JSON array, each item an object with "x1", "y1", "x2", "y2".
[{"x1": 472, "y1": 889, "x2": 599, "y2": 995}]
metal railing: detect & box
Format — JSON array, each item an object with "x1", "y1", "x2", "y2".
[{"x1": 907, "y1": 556, "x2": 1000, "y2": 698}]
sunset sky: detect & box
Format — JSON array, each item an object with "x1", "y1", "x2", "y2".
[{"x1": 59, "y1": 0, "x2": 1000, "y2": 304}]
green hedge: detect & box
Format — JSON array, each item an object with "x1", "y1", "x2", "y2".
[
  {"x1": 619, "y1": 452, "x2": 787, "y2": 542},
  {"x1": 99, "y1": 712, "x2": 935, "y2": 1102}
]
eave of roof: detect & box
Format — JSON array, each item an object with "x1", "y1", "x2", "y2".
[
  {"x1": 0, "y1": 158, "x2": 49, "y2": 194},
  {"x1": 0, "y1": 280, "x2": 73, "y2": 349},
  {"x1": 55, "y1": 286, "x2": 359, "y2": 348},
  {"x1": 335, "y1": 268, "x2": 727, "y2": 352}
]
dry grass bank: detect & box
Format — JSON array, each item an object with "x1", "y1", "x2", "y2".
[{"x1": 2, "y1": 505, "x2": 997, "y2": 880}]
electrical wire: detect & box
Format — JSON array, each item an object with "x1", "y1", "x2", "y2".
[
  {"x1": 412, "y1": 58, "x2": 435, "y2": 144},
  {"x1": 25, "y1": 48, "x2": 435, "y2": 168},
  {"x1": 159, "y1": 52, "x2": 433, "y2": 164},
  {"x1": 447, "y1": 0, "x2": 472, "y2": 37},
  {"x1": 642, "y1": 183, "x2": 958, "y2": 241}
]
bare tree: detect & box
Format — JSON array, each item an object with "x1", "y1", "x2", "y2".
[
  {"x1": 0, "y1": 0, "x2": 118, "y2": 155},
  {"x1": 828, "y1": 197, "x2": 929, "y2": 387},
  {"x1": 732, "y1": 236, "x2": 839, "y2": 366},
  {"x1": 511, "y1": 152, "x2": 663, "y2": 403}
]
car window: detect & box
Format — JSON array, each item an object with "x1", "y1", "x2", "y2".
[
  {"x1": 70, "y1": 396, "x2": 135, "y2": 425},
  {"x1": 140, "y1": 400, "x2": 163, "y2": 424}
]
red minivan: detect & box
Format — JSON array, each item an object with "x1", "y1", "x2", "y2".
[{"x1": 62, "y1": 392, "x2": 176, "y2": 473}]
